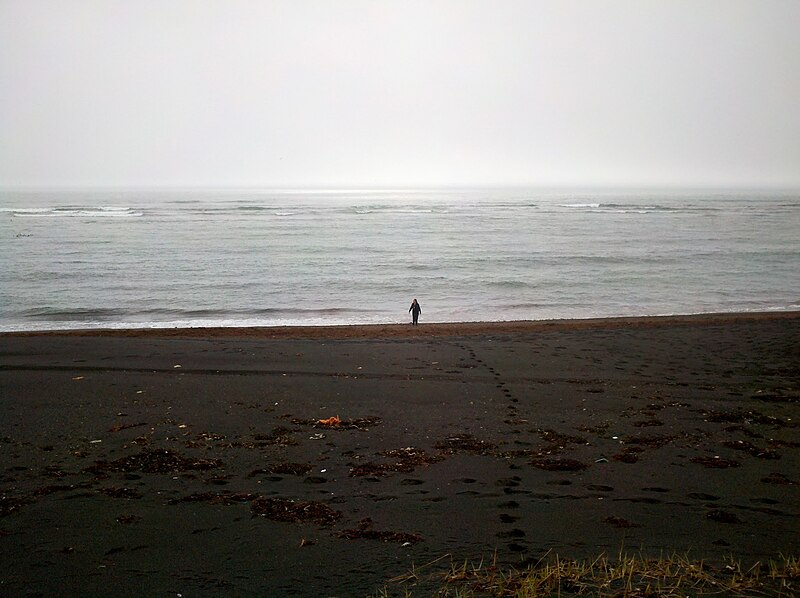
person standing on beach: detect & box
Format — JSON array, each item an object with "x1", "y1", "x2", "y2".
[{"x1": 409, "y1": 298, "x2": 421, "y2": 325}]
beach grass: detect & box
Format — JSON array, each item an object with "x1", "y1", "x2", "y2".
[{"x1": 375, "y1": 551, "x2": 800, "y2": 597}]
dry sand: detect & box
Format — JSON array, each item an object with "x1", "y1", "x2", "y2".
[{"x1": 1, "y1": 312, "x2": 798, "y2": 596}]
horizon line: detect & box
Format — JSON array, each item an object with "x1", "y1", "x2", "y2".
[{"x1": 2, "y1": 183, "x2": 799, "y2": 193}]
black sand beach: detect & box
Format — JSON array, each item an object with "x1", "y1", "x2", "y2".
[{"x1": 1, "y1": 313, "x2": 799, "y2": 596}]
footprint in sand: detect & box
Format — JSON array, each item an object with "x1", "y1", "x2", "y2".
[
  {"x1": 618, "y1": 497, "x2": 662, "y2": 504},
  {"x1": 750, "y1": 497, "x2": 779, "y2": 505},
  {"x1": 688, "y1": 492, "x2": 720, "y2": 501},
  {"x1": 496, "y1": 528, "x2": 526, "y2": 538},
  {"x1": 706, "y1": 509, "x2": 742, "y2": 524},
  {"x1": 499, "y1": 513, "x2": 519, "y2": 523},
  {"x1": 495, "y1": 477, "x2": 521, "y2": 488}
]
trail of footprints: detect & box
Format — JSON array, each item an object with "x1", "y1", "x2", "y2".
[
  {"x1": 459, "y1": 342, "x2": 528, "y2": 551},
  {"x1": 451, "y1": 342, "x2": 794, "y2": 555},
  {"x1": 458, "y1": 342, "x2": 520, "y2": 427},
  {"x1": 495, "y1": 476, "x2": 527, "y2": 552}
]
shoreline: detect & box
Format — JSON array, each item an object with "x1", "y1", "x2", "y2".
[{"x1": 3, "y1": 309, "x2": 799, "y2": 339}]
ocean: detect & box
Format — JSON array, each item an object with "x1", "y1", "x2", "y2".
[{"x1": 1, "y1": 188, "x2": 798, "y2": 332}]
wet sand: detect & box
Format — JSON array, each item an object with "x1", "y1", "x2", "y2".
[{"x1": 1, "y1": 312, "x2": 799, "y2": 596}]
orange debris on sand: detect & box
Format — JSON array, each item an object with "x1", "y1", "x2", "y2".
[{"x1": 318, "y1": 416, "x2": 341, "y2": 426}]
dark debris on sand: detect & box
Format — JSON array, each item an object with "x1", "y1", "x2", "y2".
[
  {"x1": 250, "y1": 496, "x2": 342, "y2": 525},
  {"x1": 435, "y1": 433, "x2": 495, "y2": 455},
  {"x1": 248, "y1": 462, "x2": 313, "y2": 477},
  {"x1": 290, "y1": 416, "x2": 382, "y2": 430},
  {"x1": 108, "y1": 422, "x2": 148, "y2": 433},
  {"x1": 706, "y1": 509, "x2": 743, "y2": 524},
  {"x1": 183, "y1": 427, "x2": 300, "y2": 450},
  {"x1": 620, "y1": 434, "x2": 677, "y2": 449},
  {"x1": 0, "y1": 495, "x2": 31, "y2": 517},
  {"x1": 612, "y1": 445, "x2": 644, "y2": 463},
  {"x1": 603, "y1": 516, "x2": 641, "y2": 528},
  {"x1": 85, "y1": 449, "x2": 222, "y2": 475},
  {"x1": 302, "y1": 430, "x2": 497, "y2": 479},
  {"x1": 723, "y1": 424, "x2": 764, "y2": 439},
  {"x1": 32, "y1": 483, "x2": 91, "y2": 497},
  {"x1": 350, "y1": 447, "x2": 443, "y2": 477},
  {"x1": 699, "y1": 409, "x2": 796, "y2": 428},
  {"x1": 169, "y1": 491, "x2": 258, "y2": 506},
  {"x1": 338, "y1": 517, "x2": 423, "y2": 544},
  {"x1": 761, "y1": 472, "x2": 795, "y2": 485},
  {"x1": 99, "y1": 486, "x2": 143, "y2": 499},
  {"x1": 751, "y1": 391, "x2": 799, "y2": 404},
  {"x1": 536, "y1": 429, "x2": 588, "y2": 449},
  {"x1": 722, "y1": 440, "x2": 780, "y2": 459},
  {"x1": 167, "y1": 492, "x2": 343, "y2": 526},
  {"x1": 249, "y1": 426, "x2": 299, "y2": 446},
  {"x1": 530, "y1": 458, "x2": 588, "y2": 471},
  {"x1": 690, "y1": 456, "x2": 741, "y2": 469}
]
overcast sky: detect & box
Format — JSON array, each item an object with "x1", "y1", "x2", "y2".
[{"x1": 1, "y1": 1, "x2": 799, "y2": 189}]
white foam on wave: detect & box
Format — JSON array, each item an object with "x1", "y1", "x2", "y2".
[
  {"x1": 0, "y1": 313, "x2": 397, "y2": 333},
  {"x1": 6, "y1": 206, "x2": 143, "y2": 218}
]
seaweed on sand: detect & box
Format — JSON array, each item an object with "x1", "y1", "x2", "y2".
[
  {"x1": 0, "y1": 495, "x2": 31, "y2": 517},
  {"x1": 761, "y1": 472, "x2": 795, "y2": 485},
  {"x1": 85, "y1": 449, "x2": 222, "y2": 475},
  {"x1": 339, "y1": 517, "x2": 423, "y2": 544},
  {"x1": 603, "y1": 516, "x2": 641, "y2": 528},
  {"x1": 699, "y1": 409, "x2": 795, "y2": 428},
  {"x1": 99, "y1": 487, "x2": 143, "y2": 499},
  {"x1": 706, "y1": 509, "x2": 743, "y2": 524},
  {"x1": 169, "y1": 491, "x2": 258, "y2": 506},
  {"x1": 435, "y1": 434, "x2": 495, "y2": 455},
  {"x1": 722, "y1": 440, "x2": 780, "y2": 459},
  {"x1": 350, "y1": 447, "x2": 443, "y2": 477},
  {"x1": 290, "y1": 416, "x2": 382, "y2": 430},
  {"x1": 536, "y1": 429, "x2": 588, "y2": 449},
  {"x1": 248, "y1": 462, "x2": 313, "y2": 477},
  {"x1": 250, "y1": 497, "x2": 342, "y2": 525},
  {"x1": 690, "y1": 456, "x2": 740, "y2": 469},
  {"x1": 529, "y1": 458, "x2": 588, "y2": 471}
]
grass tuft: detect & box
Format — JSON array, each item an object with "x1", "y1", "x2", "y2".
[{"x1": 373, "y1": 552, "x2": 799, "y2": 597}]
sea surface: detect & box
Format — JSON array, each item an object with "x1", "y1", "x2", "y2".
[{"x1": 1, "y1": 188, "x2": 798, "y2": 331}]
